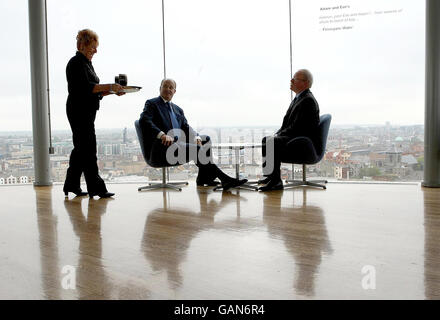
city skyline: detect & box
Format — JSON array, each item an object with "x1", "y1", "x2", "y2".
[{"x1": 0, "y1": 122, "x2": 425, "y2": 185}]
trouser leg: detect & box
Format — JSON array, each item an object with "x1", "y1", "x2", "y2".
[
  {"x1": 64, "y1": 123, "x2": 84, "y2": 190},
  {"x1": 64, "y1": 147, "x2": 82, "y2": 190},
  {"x1": 166, "y1": 136, "x2": 229, "y2": 182},
  {"x1": 195, "y1": 136, "x2": 232, "y2": 182},
  {"x1": 82, "y1": 125, "x2": 107, "y2": 194},
  {"x1": 262, "y1": 135, "x2": 289, "y2": 180}
]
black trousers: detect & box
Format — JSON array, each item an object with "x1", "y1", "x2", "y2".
[
  {"x1": 262, "y1": 135, "x2": 291, "y2": 180},
  {"x1": 64, "y1": 110, "x2": 107, "y2": 194},
  {"x1": 150, "y1": 135, "x2": 223, "y2": 182}
]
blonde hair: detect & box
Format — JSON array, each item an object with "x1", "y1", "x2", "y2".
[{"x1": 76, "y1": 29, "x2": 99, "y2": 50}]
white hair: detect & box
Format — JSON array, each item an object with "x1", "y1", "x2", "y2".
[
  {"x1": 297, "y1": 69, "x2": 313, "y2": 87},
  {"x1": 160, "y1": 78, "x2": 177, "y2": 89}
]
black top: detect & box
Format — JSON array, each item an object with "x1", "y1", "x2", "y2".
[{"x1": 66, "y1": 51, "x2": 102, "y2": 113}]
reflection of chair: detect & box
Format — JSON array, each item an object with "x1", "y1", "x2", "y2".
[
  {"x1": 282, "y1": 114, "x2": 331, "y2": 189},
  {"x1": 134, "y1": 120, "x2": 188, "y2": 191}
]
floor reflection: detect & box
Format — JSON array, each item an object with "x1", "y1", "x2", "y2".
[
  {"x1": 64, "y1": 197, "x2": 112, "y2": 299},
  {"x1": 423, "y1": 188, "x2": 440, "y2": 300},
  {"x1": 262, "y1": 189, "x2": 333, "y2": 297},
  {"x1": 35, "y1": 186, "x2": 61, "y2": 299},
  {"x1": 141, "y1": 189, "x2": 246, "y2": 290}
]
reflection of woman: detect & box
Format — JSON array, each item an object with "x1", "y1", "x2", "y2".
[
  {"x1": 63, "y1": 198, "x2": 111, "y2": 299},
  {"x1": 63, "y1": 29, "x2": 124, "y2": 198}
]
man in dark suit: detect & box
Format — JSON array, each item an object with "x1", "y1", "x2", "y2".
[
  {"x1": 139, "y1": 79, "x2": 247, "y2": 190},
  {"x1": 259, "y1": 69, "x2": 320, "y2": 191}
]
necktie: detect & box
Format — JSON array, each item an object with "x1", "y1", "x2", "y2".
[{"x1": 166, "y1": 102, "x2": 181, "y2": 138}]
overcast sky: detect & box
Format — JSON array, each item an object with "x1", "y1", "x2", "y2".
[{"x1": 0, "y1": 0, "x2": 425, "y2": 132}]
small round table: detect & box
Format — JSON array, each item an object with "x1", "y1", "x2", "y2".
[{"x1": 212, "y1": 142, "x2": 262, "y2": 191}]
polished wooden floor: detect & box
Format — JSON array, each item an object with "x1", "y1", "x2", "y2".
[{"x1": 0, "y1": 182, "x2": 439, "y2": 299}]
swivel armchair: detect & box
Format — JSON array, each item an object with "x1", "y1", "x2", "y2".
[
  {"x1": 134, "y1": 120, "x2": 188, "y2": 191},
  {"x1": 281, "y1": 114, "x2": 332, "y2": 189}
]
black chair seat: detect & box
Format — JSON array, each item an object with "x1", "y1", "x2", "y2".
[{"x1": 282, "y1": 136, "x2": 319, "y2": 164}]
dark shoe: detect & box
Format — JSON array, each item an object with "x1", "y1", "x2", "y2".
[
  {"x1": 63, "y1": 188, "x2": 88, "y2": 197},
  {"x1": 196, "y1": 179, "x2": 221, "y2": 186},
  {"x1": 89, "y1": 192, "x2": 115, "y2": 199},
  {"x1": 259, "y1": 179, "x2": 284, "y2": 192},
  {"x1": 221, "y1": 179, "x2": 248, "y2": 191},
  {"x1": 257, "y1": 177, "x2": 271, "y2": 184}
]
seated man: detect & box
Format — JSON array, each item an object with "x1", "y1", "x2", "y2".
[
  {"x1": 139, "y1": 78, "x2": 247, "y2": 190},
  {"x1": 259, "y1": 69, "x2": 320, "y2": 191}
]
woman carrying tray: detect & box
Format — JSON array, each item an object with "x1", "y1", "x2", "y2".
[{"x1": 63, "y1": 29, "x2": 125, "y2": 199}]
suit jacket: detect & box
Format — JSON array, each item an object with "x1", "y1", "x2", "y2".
[
  {"x1": 276, "y1": 89, "x2": 320, "y2": 149},
  {"x1": 139, "y1": 96, "x2": 198, "y2": 154}
]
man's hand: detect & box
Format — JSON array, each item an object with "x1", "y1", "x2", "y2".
[
  {"x1": 196, "y1": 138, "x2": 202, "y2": 146},
  {"x1": 160, "y1": 134, "x2": 174, "y2": 146}
]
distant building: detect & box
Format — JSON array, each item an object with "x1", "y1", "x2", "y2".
[
  {"x1": 0, "y1": 175, "x2": 32, "y2": 184},
  {"x1": 369, "y1": 152, "x2": 387, "y2": 168},
  {"x1": 6, "y1": 175, "x2": 17, "y2": 184},
  {"x1": 401, "y1": 154, "x2": 418, "y2": 167},
  {"x1": 123, "y1": 128, "x2": 128, "y2": 144},
  {"x1": 334, "y1": 166, "x2": 350, "y2": 180},
  {"x1": 386, "y1": 145, "x2": 402, "y2": 167},
  {"x1": 19, "y1": 176, "x2": 28, "y2": 184}
]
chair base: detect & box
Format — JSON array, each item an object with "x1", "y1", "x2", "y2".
[
  {"x1": 284, "y1": 179, "x2": 328, "y2": 190},
  {"x1": 138, "y1": 181, "x2": 188, "y2": 192}
]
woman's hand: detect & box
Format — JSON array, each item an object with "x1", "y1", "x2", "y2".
[
  {"x1": 111, "y1": 83, "x2": 124, "y2": 95},
  {"x1": 114, "y1": 83, "x2": 126, "y2": 95}
]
